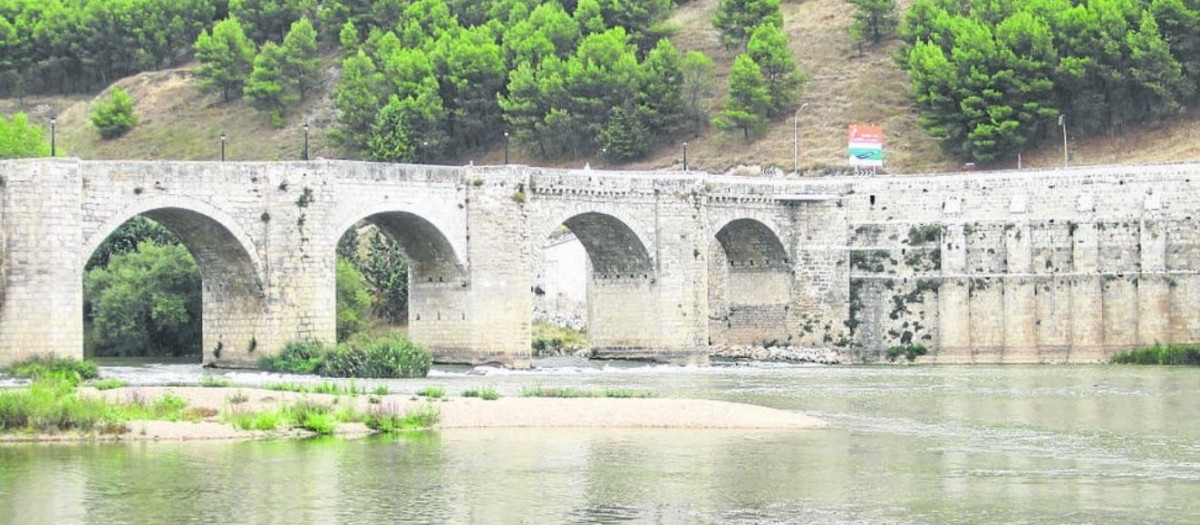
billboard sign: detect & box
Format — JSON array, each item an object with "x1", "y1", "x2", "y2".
[{"x1": 848, "y1": 124, "x2": 884, "y2": 168}]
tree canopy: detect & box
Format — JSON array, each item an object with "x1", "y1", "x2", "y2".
[{"x1": 900, "y1": 0, "x2": 1197, "y2": 164}]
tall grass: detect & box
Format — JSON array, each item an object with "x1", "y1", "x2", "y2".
[
  {"x1": 461, "y1": 386, "x2": 500, "y2": 400},
  {"x1": 0, "y1": 377, "x2": 125, "y2": 434},
  {"x1": 364, "y1": 402, "x2": 440, "y2": 433},
  {"x1": 1112, "y1": 345, "x2": 1200, "y2": 365},
  {"x1": 2, "y1": 356, "x2": 99, "y2": 383}
]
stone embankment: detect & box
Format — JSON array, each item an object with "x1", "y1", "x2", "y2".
[{"x1": 710, "y1": 346, "x2": 844, "y2": 364}]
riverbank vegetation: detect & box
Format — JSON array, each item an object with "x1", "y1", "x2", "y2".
[
  {"x1": 519, "y1": 384, "x2": 654, "y2": 398},
  {"x1": 461, "y1": 386, "x2": 501, "y2": 400},
  {"x1": 0, "y1": 376, "x2": 204, "y2": 435},
  {"x1": 531, "y1": 321, "x2": 586, "y2": 357},
  {"x1": 259, "y1": 334, "x2": 432, "y2": 379},
  {"x1": 1111, "y1": 345, "x2": 1200, "y2": 366},
  {"x1": 1, "y1": 355, "x2": 99, "y2": 382}
]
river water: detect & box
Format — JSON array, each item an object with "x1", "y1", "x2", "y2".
[{"x1": 1, "y1": 363, "x2": 1197, "y2": 524}]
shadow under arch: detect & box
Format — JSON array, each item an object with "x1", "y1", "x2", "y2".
[
  {"x1": 81, "y1": 204, "x2": 265, "y2": 366},
  {"x1": 714, "y1": 218, "x2": 790, "y2": 270},
  {"x1": 559, "y1": 212, "x2": 654, "y2": 278},
  {"x1": 536, "y1": 211, "x2": 658, "y2": 358},
  {"x1": 349, "y1": 211, "x2": 467, "y2": 282},
  {"x1": 709, "y1": 218, "x2": 793, "y2": 347}
]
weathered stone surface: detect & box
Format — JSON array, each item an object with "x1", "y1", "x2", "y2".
[{"x1": 1, "y1": 159, "x2": 1198, "y2": 367}]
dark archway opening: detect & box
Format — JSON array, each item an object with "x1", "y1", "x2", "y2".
[
  {"x1": 533, "y1": 212, "x2": 655, "y2": 358},
  {"x1": 708, "y1": 219, "x2": 792, "y2": 347}
]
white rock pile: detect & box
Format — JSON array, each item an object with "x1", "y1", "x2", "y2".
[{"x1": 710, "y1": 345, "x2": 844, "y2": 364}]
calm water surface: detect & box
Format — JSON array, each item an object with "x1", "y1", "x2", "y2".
[{"x1": 1, "y1": 363, "x2": 1197, "y2": 524}]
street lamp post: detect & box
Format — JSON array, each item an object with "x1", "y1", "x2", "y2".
[
  {"x1": 793, "y1": 103, "x2": 808, "y2": 175},
  {"x1": 49, "y1": 116, "x2": 56, "y2": 157},
  {"x1": 682, "y1": 142, "x2": 688, "y2": 172},
  {"x1": 1058, "y1": 114, "x2": 1068, "y2": 168},
  {"x1": 504, "y1": 131, "x2": 510, "y2": 165},
  {"x1": 220, "y1": 132, "x2": 226, "y2": 162},
  {"x1": 302, "y1": 122, "x2": 309, "y2": 161},
  {"x1": 601, "y1": 147, "x2": 607, "y2": 169}
]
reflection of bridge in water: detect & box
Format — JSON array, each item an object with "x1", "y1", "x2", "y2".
[{"x1": 2, "y1": 159, "x2": 1199, "y2": 367}]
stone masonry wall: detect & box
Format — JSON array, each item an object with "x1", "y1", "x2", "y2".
[{"x1": 3, "y1": 159, "x2": 1200, "y2": 367}]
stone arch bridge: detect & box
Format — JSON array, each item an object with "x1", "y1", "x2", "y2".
[{"x1": 3, "y1": 159, "x2": 1200, "y2": 367}]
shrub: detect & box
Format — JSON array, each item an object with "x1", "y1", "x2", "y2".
[
  {"x1": 259, "y1": 340, "x2": 329, "y2": 374},
  {"x1": 416, "y1": 386, "x2": 444, "y2": 399},
  {"x1": 262, "y1": 334, "x2": 431, "y2": 379},
  {"x1": 886, "y1": 344, "x2": 928, "y2": 363},
  {"x1": 336, "y1": 257, "x2": 372, "y2": 342},
  {"x1": 322, "y1": 335, "x2": 431, "y2": 379},
  {"x1": 3, "y1": 356, "x2": 99, "y2": 384},
  {"x1": 364, "y1": 402, "x2": 440, "y2": 432},
  {"x1": 201, "y1": 374, "x2": 231, "y2": 388},
  {"x1": 462, "y1": 386, "x2": 500, "y2": 400},
  {"x1": 91, "y1": 379, "x2": 127, "y2": 391},
  {"x1": 0, "y1": 113, "x2": 51, "y2": 158},
  {"x1": 1112, "y1": 345, "x2": 1200, "y2": 366},
  {"x1": 531, "y1": 322, "x2": 587, "y2": 356},
  {"x1": 90, "y1": 88, "x2": 138, "y2": 139}
]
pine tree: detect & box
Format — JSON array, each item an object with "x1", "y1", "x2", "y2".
[
  {"x1": 681, "y1": 51, "x2": 715, "y2": 134},
  {"x1": 714, "y1": 54, "x2": 771, "y2": 139},
  {"x1": 713, "y1": 0, "x2": 783, "y2": 49},
  {"x1": 637, "y1": 38, "x2": 688, "y2": 140},
  {"x1": 90, "y1": 88, "x2": 139, "y2": 139},
  {"x1": 332, "y1": 50, "x2": 384, "y2": 154},
  {"x1": 244, "y1": 41, "x2": 295, "y2": 126},
  {"x1": 746, "y1": 24, "x2": 803, "y2": 117},
  {"x1": 194, "y1": 17, "x2": 257, "y2": 102},
  {"x1": 282, "y1": 18, "x2": 321, "y2": 101},
  {"x1": 847, "y1": 0, "x2": 898, "y2": 50},
  {"x1": 599, "y1": 104, "x2": 651, "y2": 161}
]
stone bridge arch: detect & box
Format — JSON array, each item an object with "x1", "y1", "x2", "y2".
[
  {"x1": 80, "y1": 196, "x2": 266, "y2": 366},
  {"x1": 326, "y1": 205, "x2": 471, "y2": 361},
  {"x1": 535, "y1": 209, "x2": 659, "y2": 358},
  {"x1": 709, "y1": 217, "x2": 794, "y2": 347}
]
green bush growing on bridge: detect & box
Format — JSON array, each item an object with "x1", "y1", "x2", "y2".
[{"x1": 886, "y1": 344, "x2": 928, "y2": 363}]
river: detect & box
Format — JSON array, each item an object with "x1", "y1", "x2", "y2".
[{"x1": 1, "y1": 363, "x2": 1197, "y2": 524}]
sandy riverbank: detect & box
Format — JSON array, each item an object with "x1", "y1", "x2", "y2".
[{"x1": 0, "y1": 386, "x2": 828, "y2": 443}]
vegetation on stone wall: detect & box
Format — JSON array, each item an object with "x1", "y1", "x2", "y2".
[
  {"x1": 886, "y1": 343, "x2": 927, "y2": 363},
  {"x1": 1111, "y1": 344, "x2": 1200, "y2": 365}
]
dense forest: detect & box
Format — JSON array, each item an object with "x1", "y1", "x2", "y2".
[
  {"x1": 0, "y1": 0, "x2": 806, "y2": 164},
  {"x1": 900, "y1": 0, "x2": 1200, "y2": 163}
]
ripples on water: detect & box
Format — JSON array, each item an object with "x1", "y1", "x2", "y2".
[{"x1": 1, "y1": 361, "x2": 1198, "y2": 524}]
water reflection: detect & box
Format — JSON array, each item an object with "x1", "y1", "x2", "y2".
[{"x1": 1, "y1": 365, "x2": 1198, "y2": 524}]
